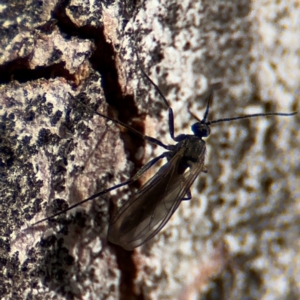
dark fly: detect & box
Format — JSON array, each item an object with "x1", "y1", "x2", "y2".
[{"x1": 30, "y1": 66, "x2": 297, "y2": 251}]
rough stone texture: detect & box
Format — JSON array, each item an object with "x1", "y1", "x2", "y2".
[{"x1": 0, "y1": 0, "x2": 299, "y2": 299}]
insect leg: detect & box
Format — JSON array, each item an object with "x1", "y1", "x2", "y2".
[
  {"x1": 68, "y1": 92, "x2": 170, "y2": 150},
  {"x1": 202, "y1": 167, "x2": 208, "y2": 173},
  {"x1": 134, "y1": 52, "x2": 178, "y2": 142},
  {"x1": 181, "y1": 189, "x2": 192, "y2": 201},
  {"x1": 130, "y1": 152, "x2": 170, "y2": 182},
  {"x1": 29, "y1": 152, "x2": 169, "y2": 227}
]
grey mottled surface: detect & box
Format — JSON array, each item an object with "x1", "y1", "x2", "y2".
[{"x1": 0, "y1": 0, "x2": 299, "y2": 299}]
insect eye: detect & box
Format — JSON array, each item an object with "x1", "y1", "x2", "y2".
[{"x1": 191, "y1": 123, "x2": 211, "y2": 137}]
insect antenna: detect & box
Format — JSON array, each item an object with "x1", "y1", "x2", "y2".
[
  {"x1": 208, "y1": 111, "x2": 297, "y2": 125},
  {"x1": 188, "y1": 87, "x2": 297, "y2": 124},
  {"x1": 188, "y1": 82, "x2": 222, "y2": 124}
]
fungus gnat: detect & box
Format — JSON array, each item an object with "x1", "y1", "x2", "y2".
[{"x1": 30, "y1": 62, "x2": 297, "y2": 251}]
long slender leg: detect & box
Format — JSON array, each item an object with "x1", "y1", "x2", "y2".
[
  {"x1": 68, "y1": 92, "x2": 170, "y2": 149},
  {"x1": 134, "y1": 52, "x2": 178, "y2": 142},
  {"x1": 29, "y1": 152, "x2": 169, "y2": 227}
]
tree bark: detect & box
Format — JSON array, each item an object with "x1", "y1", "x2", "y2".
[{"x1": 0, "y1": 0, "x2": 299, "y2": 299}]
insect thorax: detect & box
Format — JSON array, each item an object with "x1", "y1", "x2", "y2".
[{"x1": 172, "y1": 135, "x2": 206, "y2": 173}]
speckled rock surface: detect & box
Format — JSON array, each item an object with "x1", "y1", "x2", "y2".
[{"x1": 0, "y1": 0, "x2": 299, "y2": 299}]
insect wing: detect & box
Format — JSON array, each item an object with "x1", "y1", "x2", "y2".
[
  {"x1": 108, "y1": 146, "x2": 206, "y2": 250},
  {"x1": 108, "y1": 153, "x2": 181, "y2": 250}
]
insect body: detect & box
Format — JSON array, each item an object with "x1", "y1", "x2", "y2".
[
  {"x1": 31, "y1": 68, "x2": 297, "y2": 251},
  {"x1": 108, "y1": 134, "x2": 207, "y2": 250}
]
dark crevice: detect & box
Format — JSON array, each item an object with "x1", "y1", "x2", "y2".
[
  {"x1": 113, "y1": 246, "x2": 144, "y2": 300},
  {"x1": 0, "y1": 59, "x2": 75, "y2": 84},
  {"x1": 53, "y1": 1, "x2": 145, "y2": 297},
  {"x1": 52, "y1": 0, "x2": 145, "y2": 172},
  {"x1": 107, "y1": 201, "x2": 145, "y2": 299},
  {"x1": 2, "y1": 1, "x2": 144, "y2": 297},
  {"x1": 0, "y1": 0, "x2": 145, "y2": 170}
]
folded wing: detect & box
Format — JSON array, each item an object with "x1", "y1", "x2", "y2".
[{"x1": 108, "y1": 145, "x2": 206, "y2": 250}]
